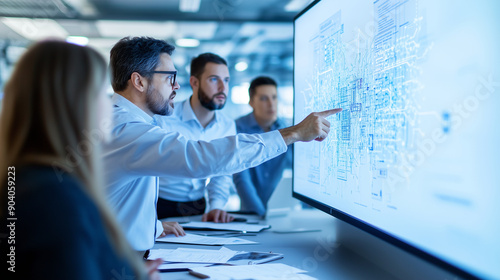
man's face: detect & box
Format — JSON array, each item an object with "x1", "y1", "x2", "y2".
[
  {"x1": 196, "y1": 62, "x2": 230, "y2": 111},
  {"x1": 249, "y1": 84, "x2": 278, "y2": 123},
  {"x1": 146, "y1": 53, "x2": 179, "y2": 116}
]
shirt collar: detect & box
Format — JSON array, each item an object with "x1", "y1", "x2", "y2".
[
  {"x1": 180, "y1": 98, "x2": 198, "y2": 122},
  {"x1": 180, "y1": 96, "x2": 220, "y2": 126},
  {"x1": 112, "y1": 93, "x2": 155, "y2": 124}
]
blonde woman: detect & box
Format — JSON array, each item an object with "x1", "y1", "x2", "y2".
[{"x1": 0, "y1": 41, "x2": 159, "y2": 279}]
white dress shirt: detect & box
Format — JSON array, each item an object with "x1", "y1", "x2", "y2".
[
  {"x1": 154, "y1": 98, "x2": 237, "y2": 211},
  {"x1": 103, "y1": 93, "x2": 287, "y2": 251}
]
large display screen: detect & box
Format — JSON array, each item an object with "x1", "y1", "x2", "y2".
[{"x1": 293, "y1": 0, "x2": 500, "y2": 278}]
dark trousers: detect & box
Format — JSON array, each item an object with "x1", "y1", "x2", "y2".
[{"x1": 157, "y1": 197, "x2": 207, "y2": 220}]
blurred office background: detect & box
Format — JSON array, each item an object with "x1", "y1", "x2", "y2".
[
  {"x1": 0, "y1": 0, "x2": 313, "y2": 120},
  {"x1": 0, "y1": 0, "x2": 312, "y2": 211}
]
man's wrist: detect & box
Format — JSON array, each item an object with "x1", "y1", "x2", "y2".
[{"x1": 279, "y1": 126, "x2": 299, "y2": 145}]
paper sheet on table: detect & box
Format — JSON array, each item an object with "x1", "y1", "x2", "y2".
[
  {"x1": 181, "y1": 221, "x2": 270, "y2": 232},
  {"x1": 158, "y1": 262, "x2": 209, "y2": 271},
  {"x1": 189, "y1": 263, "x2": 318, "y2": 280},
  {"x1": 156, "y1": 233, "x2": 257, "y2": 245},
  {"x1": 147, "y1": 247, "x2": 237, "y2": 264},
  {"x1": 147, "y1": 249, "x2": 211, "y2": 271},
  {"x1": 147, "y1": 248, "x2": 174, "y2": 260}
]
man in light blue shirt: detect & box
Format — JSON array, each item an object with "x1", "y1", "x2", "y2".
[
  {"x1": 233, "y1": 77, "x2": 293, "y2": 216},
  {"x1": 103, "y1": 36, "x2": 342, "y2": 251},
  {"x1": 154, "y1": 53, "x2": 236, "y2": 223}
]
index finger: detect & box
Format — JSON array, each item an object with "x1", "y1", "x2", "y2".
[
  {"x1": 317, "y1": 108, "x2": 342, "y2": 118},
  {"x1": 177, "y1": 224, "x2": 186, "y2": 236}
]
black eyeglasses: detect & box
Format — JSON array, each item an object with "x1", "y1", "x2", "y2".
[{"x1": 150, "y1": 71, "x2": 177, "y2": 87}]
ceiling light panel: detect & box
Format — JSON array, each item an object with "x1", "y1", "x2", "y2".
[
  {"x1": 179, "y1": 0, "x2": 201, "y2": 13},
  {"x1": 95, "y1": 20, "x2": 177, "y2": 38},
  {"x1": 1, "y1": 17, "x2": 68, "y2": 41},
  {"x1": 175, "y1": 38, "x2": 200, "y2": 48},
  {"x1": 284, "y1": 0, "x2": 312, "y2": 12}
]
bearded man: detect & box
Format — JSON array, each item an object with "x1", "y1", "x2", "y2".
[{"x1": 154, "y1": 53, "x2": 236, "y2": 223}]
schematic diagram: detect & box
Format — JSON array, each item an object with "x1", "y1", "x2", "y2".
[{"x1": 298, "y1": 0, "x2": 430, "y2": 208}]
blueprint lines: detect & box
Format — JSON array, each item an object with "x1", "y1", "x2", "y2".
[{"x1": 298, "y1": 0, "x2": 430, "y2": 207}]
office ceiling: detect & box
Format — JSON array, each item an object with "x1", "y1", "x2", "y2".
[
  {"x1": 0, "y1": 0, "x2": 308, "y2": 21},
  {"x1": 0, "y1": 0, "x2": 312, "y2": 82},
  {"x1": 0, "y1": 0, "x2": 311, "y2": 115}
]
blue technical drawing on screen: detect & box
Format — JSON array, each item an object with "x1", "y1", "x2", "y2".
[
  {"x1": 293, "y1": 0, "x2": 500, "y2": 278},
  {"x1": 298, "y1": 0, "x2": 431, "y2": 207}
]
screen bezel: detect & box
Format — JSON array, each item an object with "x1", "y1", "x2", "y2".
[{"x1": 291, "y1": 1, "x2": 479, "y2": 279}]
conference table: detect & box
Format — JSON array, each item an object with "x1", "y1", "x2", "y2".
[{"x1": 155, "y1": 209, "x2": 398, "y2": 280}]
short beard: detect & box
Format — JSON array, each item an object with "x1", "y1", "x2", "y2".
[
  {"x1": 198, "y1": 86, "x2": 226, "y2": 111},
  {"x1": 146, "y1": 84, "x2": 174, "y2": 116}
]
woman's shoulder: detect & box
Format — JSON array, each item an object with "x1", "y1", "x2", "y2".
[
  {"x1": 14, "y1": 165, "x2": 97, "y2": 223},
  {"x1": 12, "y1": 164, "x2": 106, "y2": 252},
  {"x1": 16, "y1": 164, "x2": 82, "y2": 187},
  {"x1": 17, "y1": 165, "x2": 87, "y2": 202},
  {"x1": 3, "y1": 165, "x2": 133, "y2": 280}
]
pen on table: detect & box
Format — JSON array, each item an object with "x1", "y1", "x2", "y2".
[{"x1": 143, "y1": 249, "x2": 150, "y2": 260}]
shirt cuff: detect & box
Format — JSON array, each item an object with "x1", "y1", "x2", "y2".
[
  {"x1": 155, "y1": 220, "x2": 163, "y2": 238},
  {"x1": 208, "y1": 199, "x2": 227, "y2": 212},
  {"x1": 260, "y1": 130, "x2": 288, "y2": 156}
]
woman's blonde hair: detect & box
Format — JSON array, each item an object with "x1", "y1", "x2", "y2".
[{"x1": 0, "y1": 40, "x2": 147, "y2": 279}]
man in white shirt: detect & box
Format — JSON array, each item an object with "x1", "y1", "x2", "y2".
[
  {"x1": 103, "y1": 36, "x2": 341, "y2": 252},
  {"x1": 154, "y1": 53, "x2": 236, "y2": 223}
]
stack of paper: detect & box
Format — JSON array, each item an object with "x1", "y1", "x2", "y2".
[
  {"x1": 158, "y1": 261, "x2": 209, "y2": 271},
  {"x1": 148, "y1": 247, "x2": 237, "y2": 264},
  {"x1": 147, "y1": 247, "x2": 284, "y2": 272},
  {"x1": 156, "y1": 233, "x2": 257, "y2": 245},
  {"x1": 189, "y1": 263, "x2": 318, "y2": 280},
  {"x1": 180, "y1": 221, "x2": 271, "y2": 232}
]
